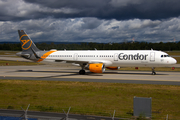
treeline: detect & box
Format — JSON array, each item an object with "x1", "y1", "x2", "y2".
[{"x1": 0, "y1": 42, "x2": 180, "y2": 51}]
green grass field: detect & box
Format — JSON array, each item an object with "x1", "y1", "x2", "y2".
[{"x1": 0, "y1": 80, "x2": 179, "y2": 119}]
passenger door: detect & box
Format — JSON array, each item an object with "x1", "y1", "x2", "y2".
[
  {"x1": 114, "y1": 53, "x2": 118, "y2": 61},
  {"x1": 150, "y1": 52, "x2": 155, "y2": 62},
  {"x1": 74, "y1": 53, "x2": 78, "y2": 60}
]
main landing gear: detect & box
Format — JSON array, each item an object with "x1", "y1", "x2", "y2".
[
  {"x1": 151, "y1": 67, "x2": 156, "y2": 75},
  {"x1": 79, "y1": 69, "x2": 85, "y2": 75},
  {"x1": 79, "y1": 63, "x2": 87, "y2": 75}
]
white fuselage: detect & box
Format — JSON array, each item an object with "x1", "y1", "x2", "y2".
[{"x1": 41, "y1": 50, "x2": 177, "y2": 67}]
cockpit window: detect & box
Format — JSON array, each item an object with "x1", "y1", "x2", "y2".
[{"x1": 161, "y1": 55, "x2": 170, "y2": 57}]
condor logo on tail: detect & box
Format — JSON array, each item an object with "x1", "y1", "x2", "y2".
[{"x1": 20, "y1": 34, "x2": 32, "y2": 50}]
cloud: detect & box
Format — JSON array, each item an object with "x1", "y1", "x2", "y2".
[
  {"x1": 1, "y1": 0, "x2": 180, "y2": 21},
  {"x1": 0, "y1": 16, "x2": 180, "y2": 43},
  {"x1": 81, "y1": 18, "x2": 102, "y2": 29},
  {"x1": 0, "y1": 0, "x2": 80, "y2": 21},
  {"x1": 22, "y1": 0, "x2": 180, "y2": 20},
  {"x1": 0, "y1": 0, "x2": 180, "y2": 43}
]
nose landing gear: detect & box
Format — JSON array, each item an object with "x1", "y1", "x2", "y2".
[{"x1": 151, "y1": 67, "x2": 156, "y2": 75}]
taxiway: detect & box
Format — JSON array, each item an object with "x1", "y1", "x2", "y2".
[{"x1": 0, "y1": 65, "x2": 180, "y2": 85}]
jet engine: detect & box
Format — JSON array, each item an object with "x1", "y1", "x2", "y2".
[
  {"x1": 88, "y1": 63, "x2": 105, "y2": 73},
  {"x1": 106, "y1": 67, "x2": 120, "y2": 70}
]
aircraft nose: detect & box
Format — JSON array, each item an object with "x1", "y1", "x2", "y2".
[{"x1": 171, "y1": 58, "x2": 177, "y2": 64}]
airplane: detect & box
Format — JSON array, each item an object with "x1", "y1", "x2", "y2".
[{"x1": 16, "y1": 30, "x2": 177, "y2": 75}]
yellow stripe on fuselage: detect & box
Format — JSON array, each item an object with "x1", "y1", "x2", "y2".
[{"x1": 37, "y1": 50, "x2": 57, "y2": 62}]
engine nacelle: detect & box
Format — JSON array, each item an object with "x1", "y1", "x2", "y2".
[
  {"x1": 88, "y1": 63, "x2": 105, "y2": 73},
  {"x1": 106, "y1": 66, "x2": 120, "y2": 70}
]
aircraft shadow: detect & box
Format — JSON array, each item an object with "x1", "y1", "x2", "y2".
[
  {"x1": 15, "y1": 69, "x2": 168, "y2": 76},
  {"x1": 15, "y1": 70, "x2": 104, "y2": 78},
  {"x1": 106, "y1": 72, "x2": 168, "y2": 75}
]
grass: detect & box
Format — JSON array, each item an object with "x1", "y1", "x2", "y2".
[
  {"x1": 0, "y1": 80, "x2": 180, "y2": 119},
  {"x1": 166, "y1": 51, "x2": 180, "y2": 56},
  {"x1": 0, "y1": 60, "x2": 42, "y2": 66},
  {"x1": 0, "y1": 51, "x2": 19, "y2": 55}
]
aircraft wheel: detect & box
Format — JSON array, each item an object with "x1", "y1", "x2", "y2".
[
  {"x1": 152, "y1": 71, "x2": 156, "y2": 75},
  {"x1": 151, "y1": 67, "x2": 156, "y2": 75},
  {"x1": 79, "y1": 70, "x2": 85, "y2": 75}
]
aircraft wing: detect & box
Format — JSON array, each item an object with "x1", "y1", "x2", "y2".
[{"x1": 54, "y1": 59, "x2": 113, "y2": 66}]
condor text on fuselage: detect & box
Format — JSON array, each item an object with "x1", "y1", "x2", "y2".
[{"x1": 118, "y1": 53, "x2": 148, "y2": 60}]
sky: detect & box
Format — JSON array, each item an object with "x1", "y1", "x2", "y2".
[{"x1": 0, "y1": 0, "x2": 180, "y2": 43}]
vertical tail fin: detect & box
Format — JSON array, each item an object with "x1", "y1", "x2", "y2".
[
  {"x1": 17, "y1": 30, "x2": 42, "y2": 61},
  {"x1": 18, "y1": 30, "x2": 40, "y2": 52}
]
